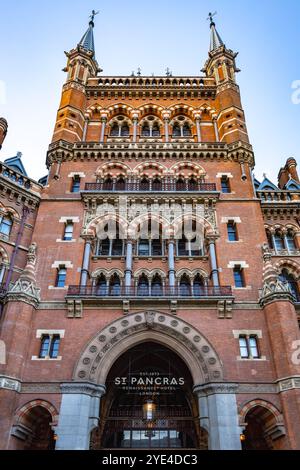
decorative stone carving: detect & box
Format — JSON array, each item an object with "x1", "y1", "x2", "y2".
[{"x1": 74, "y1": 311, "x2": 223, "y2": 384}]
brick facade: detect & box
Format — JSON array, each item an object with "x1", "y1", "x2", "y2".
[{"x1": 0, "y1": 17, "x2": 300, "y2": 450}]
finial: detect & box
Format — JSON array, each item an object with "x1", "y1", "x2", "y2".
[
  {"x1": 89, "y1": 9, "x2": 99, "y2": 26},
  {"x1": 207, "y1": 11, "x2": 217, "y2": 27},
  {"x1": 166, "y1": 67, "x2": 172, "y2": 77},
  {"x1": 137, "y1": 67, "x2": 141, "y2": 76}
]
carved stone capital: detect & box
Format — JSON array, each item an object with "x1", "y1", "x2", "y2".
[
  {"x1": 193, "y1": 382, "x2": 239, "y2": 397},
  {"x1": 6, "y1": 279, "x2": 40, "y2": 308},
  {"x1": 60, "y1": 382, "x2": 106, "y2": 398},
  {"x1": 260, "y1": 280, "x2": 294, "y2": 307}
]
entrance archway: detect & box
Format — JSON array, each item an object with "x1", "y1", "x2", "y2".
[{"x1": 90, "y1": 342, "x2": 207, "y2": 449}]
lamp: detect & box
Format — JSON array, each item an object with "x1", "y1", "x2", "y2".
[{"x1": 143, "y1": 399, "x2": 156, "y2": 421}]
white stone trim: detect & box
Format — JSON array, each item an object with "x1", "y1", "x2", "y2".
[
  {"x1": 68, "y1": 172, "x2": 86, "y2": 178},
  {"x1": 59, "y1": 217, "x2": 80, "y2": 223},
  {"x1": 217, "y1": 107, "x2": 244, "y2": 119},
  {"x1": 56, "y1": 239, "x2": 77, "y2": 243},
  {"x1": 221, "y1": 217, "x2": 241, "y2": 224},
  {"x1": 36, "y1": 330, "x2": 65, "y2": 339},
  {"x1": 227, "y1": 261, "x2": 249, "y2": 268},
  {"x1": 236, "y1": 356, "x2": 266, "y2": 361},
  {"x1": 220, "y1": 128, "x2": 248, "y2": 140},
  {"x1": 0, "y1": 376, "x2": 21, "y2": 392},
  {"x1": 53, "y1": 128, "x2": 81, "y2": 140},
  {"x1": 48, "y1": 286, "x2": 69, "y2": 290},
  {"x1": 200, "y1": 122, "x2": 214, "y2": 126},
  {"x1": 31, "y1": 356, "x2": 62, "y2": 361},
  {"x1": 233, "y1": 330, "x2": 263, "y2": 339},
  {"x1": 88, "y1": 122, "x2": 101, "y2": 126},
  {"x1": 51, "y1": 261, "x2": 73, "y2": 269},
  {"x1": 277, "y1": 376, "x2": 300, "y2": 392},
  {"x1": 216, "y1": 173, "x2": 233, "y2": 178}
]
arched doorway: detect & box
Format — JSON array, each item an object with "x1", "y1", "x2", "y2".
[
  {"x1": 242, "y1": 405, "x2": 284, "y2": 450},
  {"x1": 13, "y1": 404, "x2": 57, "y2": 450},
  {"x1": 90, "y1": 342, "x2": 205, "y2": 449}
]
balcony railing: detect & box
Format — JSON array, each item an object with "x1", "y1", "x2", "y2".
[
  {"x1": 84, "y1": 182, "x2": 217, "y2": 193},
  {"x1": 67, "y1": 285, "x2": 232, "y2": 298}
]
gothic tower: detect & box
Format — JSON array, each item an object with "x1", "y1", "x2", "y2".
[{"x1": 1, "y1": 13, "x2": 300, "y2": 451}]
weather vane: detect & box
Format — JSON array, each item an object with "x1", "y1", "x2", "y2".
[
  {"x1": 207, "y1": 11, "x2": 217, "y2": 26},
  {"x1": 90, "y1": 10, "x2": 100, "y2": 23}
]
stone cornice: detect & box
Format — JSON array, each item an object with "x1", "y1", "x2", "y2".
[
  {"x1": 193, "y1": 382, "x2": 239, "y2": 397},
  {"x1": 47, "y1": 139, "x2": 254, "y2": 167}
]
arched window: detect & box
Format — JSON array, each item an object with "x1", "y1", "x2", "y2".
[
  {"x1": 96, "y1": 275, "x2": 107, "y2": 295},
  {"x1": 179, "y1": 275, "x2": 191, "y2": 296},
  {"x1": 188, "y1": 178, "x2": 198, "y2": 191},
  {"x1": 121, "y1": 124, "x2": 129, "y2": 137},
  {"x1": 137, "y1": 275, "x2": 149, "y2": 296},
  {"x1": 96, "y1": 224, "x2": 124, "y2": 257},
  {"x1": 279, "y1": 269, "x2": 299, "y2": 301},
  {"x1": 140, "y1": 177, "x2": 150, "y2": 191},
  {"x1": 152, "y1": 178, "x2": 162, "y2": 191},
  {"x1": 0, "y1": 215, "x2": 13, "y2": 237},
  {"x1": 286, "y1": 230, "x2": 296, "y2": 251},
  {"x1": 183, "y1": 123, "x2": 191, "y2": 136},
  {"x1": 141, "y1": 124, "x2": 151, "y2": 137},
  {"x1": 110, "y1": 123, "x2": 119, "y2": 137},
  {"x1": 110, "y1": 275, "x2": 121, "y2": 296},
  {"x1": 152, "y1": 275, "x2": 163, "y2": 296},
  {"x1": 176, "y1": 178, "x2": 186, "y2": 191},
  {"x1": 115, "y1": 177, "x2": 126, "y2": 191},
  {"x1": 193, "y1": 275, "x2": 204, "y2": 296},
  {"x1": 103, "y1": 177, "x2": 114, "y2": 190},
  {"x1": 138, "y1": 238, "x2": 150, "y2": 256},
  {"x1": 266, "y1": 230, "x2": 273, "y2": 249},
  {"x1": 172, "y1": 124, "x2": 181, "y2": 137},
  {"x1": 152, "y1": 124, "x2": 160, "y2": 137},
  {"x1": 0, "y1": 255, "x2": 5, "y2": 284},
  {"x1": 274, "y1": 231, "x2": 284, "y2": 251}
]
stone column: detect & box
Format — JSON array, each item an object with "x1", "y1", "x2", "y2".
[
  {"x1": 125, "y1": 240, "x2": 133, "y2": 291},
  {"x1": 82, "y1": 118, "x2": 88, "y2": 141},
  {"x1": 55, "y1": 383, "x2": 106, "y2": 450},
  {"x1": 168, "y1": 240, "x2": 176, "y2": 290},
  {"x1": 208, "y1": 237, "x2": 219, "y2": 287},
  {"x1": 194, "y1": 383, "x2": 242, "y2": 450},
  {"x1": 100, "y1": 115, "x2": 107, "y2": 143},
  {"x1": 195, "y1": 115, "x2": 202, "y2": 142},
  {"x1": 213, "y1": 116, "x2": 219, "y2": 141},
  {"x1": 80, "y1": 238, "x2": 92, "y2": 286},
  {"x1": 163, "y1": 113, "x2": 170, "y2": 143},
  {"x1": 132, "y1": 114, "x2": 139, "y2": 143}
]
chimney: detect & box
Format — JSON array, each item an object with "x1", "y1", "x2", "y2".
[{"x1": 278, "y1": 158, "x2": 299, "y2": 189}]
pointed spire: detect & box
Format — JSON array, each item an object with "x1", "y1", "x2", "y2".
[
  {"x1": 208, "y1": 12, "x2": 225, "y2": 52},
  {"x1": 78, "y1": 10, "x2": 99, "y2": 56}
]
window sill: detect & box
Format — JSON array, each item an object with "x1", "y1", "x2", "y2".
[
  {"x1": 48, "y1": 286, "x2": 68, "y2": 290},
  {"x1": 92, "y1": 256, "x2": 125, "y2": 261},
  {"x1": 236, "y1": 356, "x2": 266, "y2": 361},
  {"x1": 31, "y1": 356, "x2": 62, "y2": 361},
  {"x1": 56, "y1": 239, "x2": 77, "y2": 243},
  {"x1": 233, "y1": 286, "x2": 252, "y2": 290}
]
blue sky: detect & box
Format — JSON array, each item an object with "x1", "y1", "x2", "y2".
[{"x1": 0, "y1": 0, "x2": 299, "y2": 182}]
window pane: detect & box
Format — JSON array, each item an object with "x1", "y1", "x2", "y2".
[
  {"x1": 64, "y1": 223, "x2": 73, "y2": 241},
  {"x1": 97, "y1": 239, "x2": 110, "y2": 256},
  {"x1": 138, "y1": 240, "x2": 150, "y2": 256},
  {"x1": 0, "y1": 217, "x2": 12, "y2": 236},
  {"x1": 56, "y1": 268, "x2": 67, "y2": 287},
  {"x1": 72, "y1": 177, "x2": 80, "y2": 193},
  {"x1": 50, "y1": 336, "x2": 60, "y2": 358},
  {"x1": 239, "y1": 337, "x2": 249, "y2": 358},
  {"x1": 39, "y1": 336, "x2": 50, "y2": 358},
  {"x1": 249, "y1": 336, "x2": 259, "y2": 358},
  {"x1": 221, "y1": 177, "x2": 230, "y2": 193},
  {"x1": 234, "y1": 267, "x2": 244, "y2": 288},
  {"x1": 227, "y1": 222, "x2": 237, "y2": 241},
  {"x1": 287, "y1": 235, "x2": 296, "y2": 251}
]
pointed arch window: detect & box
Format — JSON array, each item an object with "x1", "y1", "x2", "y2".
[
  {"x1": 110, "y1": 274, "x2": 121, "y2": 296},
  {"x1": 183, "y1": 123, "x2": 192, "y2": 136},
  {"x1": 151, "y1": 275, "x2": 163, "y2": 296},
  {"x1": 96, "y1": 224, "x2": 125, "y2": 257},
  {"x1": 96, "y1": 274, "x2": 107, "y2": 296},
  {"x1": 176, "y1": 178, "x2": 186, "y2": 191},
  {"x1": 152, "y1": 178, "x2": 162, "y2": 191},
  {"x1": 140, "y1": 177, "x2": 150, "y2": 191},
  {"x1": 111, "y1": 123, "x2": 120, "y2": 137},
  {"x1": 141, "y1": 124, "x2": 151, "y2": 137},
  {"x1": 193, "y1": 274, "x2": 204, "y2": 297},
  {"x1": 103, "y1": 177, "x2": 114, "y2": 190},
  {"x1": 172, "y1": 124, "x2": 181, "y2": 137},
  {"x1": 279, "y1": 269, "x2": 299, "y2": 301},
  {"x1": 137, "y1": 275, "x2": 149, "y2": 296},
  {"x1": 274, "y1": 231, "x2": 285, "y2": 251},
  {"x1": 116, "y1": 177, "x2": 126, "y2": 191},
  {"x1": 286, "y1": 231, "x2": 296, "y2": 251},
  {"x1": 179, "y1": 275, "x2": 191, "y2": 296}
]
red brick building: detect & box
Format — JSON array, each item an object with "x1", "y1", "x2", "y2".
[{"x1": 0, "y1": 14, "x2": 300, "y2": 450}]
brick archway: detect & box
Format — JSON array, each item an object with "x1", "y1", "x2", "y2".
[{"x1": 73, "y1": 311, "x2": 223, "y2": 386}]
